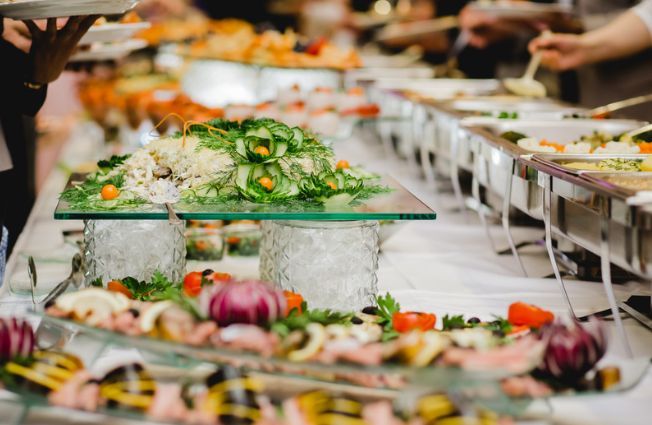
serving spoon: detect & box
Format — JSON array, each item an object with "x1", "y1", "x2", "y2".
[
  {"x1": 588, "y1": 93, "x2": 652, "y2": 118},
  {"x1": 504, "y1": 30, "x2": 551, "y2": 98}
]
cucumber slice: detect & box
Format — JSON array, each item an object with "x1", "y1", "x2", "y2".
[
  {"x1": 246, "y1": 126, "x2": 274, "y2": 140},
  {"x1": 291, "y1": 127, "x2": 304, "y2": 150},
  {"x1": 271, "y1": 125, "x2": 293, "y2": 141},
  {"x1": 235, "y1": 138, "x2": 247, "y2": 159},
  {"x1": 235, "y1": 164, "x2": 253, "y2": 189},
  {"x1": 273, "y1": 141, "x2": 288, "y2": 158}
]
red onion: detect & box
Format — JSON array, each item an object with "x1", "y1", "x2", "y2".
[
  {"x1": 208, "y1": 280, "x2": 286, "y2": 327},
  {"x1": 0, "y1": 318, "x2": 35, "y2": 362},
  {"x1": 540, "y1": 317, "x2": 607, "y2": 384}
]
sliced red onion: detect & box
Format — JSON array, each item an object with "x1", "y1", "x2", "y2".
[
  {"x1": 0, "y1": 317, "x2": 35, "y2": 362},
  {"x1": 540, "y1": 317, "x2": 607, "y2": 384},
  {"x1": 208, "y1": 280, "x2": 286, "y2": 327}
]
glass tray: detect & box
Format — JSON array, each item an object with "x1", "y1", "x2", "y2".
[
  {"x1": 30, "y1": 314, "x2": 651, "y2": 421},
  {"x1": 54, "y1": 176, "x2": 437, "y2": 221},
  {"x1": 35, "y1": 313, "x2": 527, "y2": 390}
]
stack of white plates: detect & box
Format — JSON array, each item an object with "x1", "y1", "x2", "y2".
[{"x1": 0, "y1": 0, "x2": 140, "y2": 20}]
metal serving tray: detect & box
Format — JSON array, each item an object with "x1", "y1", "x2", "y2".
[
  {"x1": 526, "y1": 156, "x2": 652, "y2": 278},
  {"x1": 532, "y1": 153, "x2": 650, "y2": 175},
  {"x1": 470, "y1": 121, "x2": 644, "y2": 220}
]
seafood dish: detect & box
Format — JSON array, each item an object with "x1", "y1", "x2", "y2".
[
  {"x1": 59, "y1": 117, "x2": 387, "y2": 209},
  {"x1": 39, "y1": 274, "x2": 618, "y2": 398}
]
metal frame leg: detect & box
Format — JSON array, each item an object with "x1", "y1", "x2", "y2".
[
  {"x1": 450, "y1": 124, "x2": 467, "y2": 214},
  {"x1": 502, "y1": 162, "x2": 528, "y2": 276},
  {"x1": 472, "y1": 169, "x2": 499, "y2": 253},
  {"x1": 599, "y1": 216, "x2": 634, "y2": 357},
  {"x1": 543, "y1": 176, "x2": 577, "y2": 319}
]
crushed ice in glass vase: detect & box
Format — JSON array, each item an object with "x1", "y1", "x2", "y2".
[
  {"x1": 84, "y1": 220, "x2": 186, "y2": 284},
  {"x1": 269, "y1": 220, "x2": 379, "y2": 311}
]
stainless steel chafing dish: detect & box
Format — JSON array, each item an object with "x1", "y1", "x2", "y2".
[
  {"x1": 370, "y1": 79, "x2": 500, "y2": 174},
  {"x1": 469, "y1": 120, "x2": 644, "y2": 219},
  {"x1": 525, "y1": 154, "x2": 652, "y2": 344}
]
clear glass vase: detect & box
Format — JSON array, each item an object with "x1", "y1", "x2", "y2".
[
  {"x1": 264, "y1": 220, "x2": 379, "y2": 311},
  {"x1": 84, "y1": 220, "x2": 186, "y2": 284}
]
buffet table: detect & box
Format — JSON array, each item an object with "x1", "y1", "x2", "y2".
[{"x1": 0, "y1": 118, "x2": 651, "y2": 424}]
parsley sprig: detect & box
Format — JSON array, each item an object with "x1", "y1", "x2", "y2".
[
  {"x1": 375, "y1": 293, "x2": 401, "y2": 341},
  {"x1": 270, "y1": 302, "x2": 352, "y2": 338}
]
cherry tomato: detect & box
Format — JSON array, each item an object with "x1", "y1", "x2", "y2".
[
  {"x1": 284, "y1": 290, "x2": 304, "y2": 316},
  {"x1": 183, "y1": 271, "x2": 203, "y2": 297},
  {"x1": 336, "y1": 160, "x2": 350, "y2": 170},
  {"x1": 508, "y1": 302, "x2": 554, "y2": 329},
  {"x1": 392, "y1": 312, "x2": 436, "y2": 333},
  {"x1": 107, "y1": 280, "x2": 133, "y2": 299},
  {"x1": 101, "y1": 184, "x2": 120, "y2": 200},
  {"x1": 258, "y1": 176, "x2": 274, "y2": 191},
  {"x1": 254, "y1": 145, "x2": 270, "y2": 156}
]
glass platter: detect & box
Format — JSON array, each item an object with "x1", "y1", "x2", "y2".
[
  {"x1": 34, "y1": 313, "x2": 527, "y2": 389},
  {"x1": 54, "y1": 175, "x2": 437, "y2": 221},
  {"x1": 29, "y1": 314, "x2": 651, "y2": 420}
]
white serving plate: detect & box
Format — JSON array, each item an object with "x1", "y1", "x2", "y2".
[
  {"x1": 0, "y1": 0, "x2": 140, "y2": 20},
  {"x1": 70, "y1": 38, "x2": 147, "y2": 62},
  {"x1": 80, "y1": 21, "x2": 150, "y2": 45},
  {"x1": 373, "y1": 78, "x2": 500, "y2": 100},
  {"x1": 467, "y1": 1, "x2": 572, "y2": 19}
]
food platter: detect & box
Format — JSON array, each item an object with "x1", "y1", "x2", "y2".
[
  {"x1": 0, "y1": 0, "x2": 140, "y2": 20},
  {"x1": 467, "y1": 1, "x2": 572, "y2": 19},
  {"x1": 79, "y1": 22, "x2": 151, "y2": 45}
]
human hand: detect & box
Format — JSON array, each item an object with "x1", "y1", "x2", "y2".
[
  {"x1": 2, "y1": 19, "x2": 32, "y2": 52},
  {"x1": 459, "y1": 6, "x2": 541, "y2": 49},
  {"x1": 528, "y1": 32, "x2": 588, "y2": 71},
  {"x1": 24, "y1": 15, "x2": 99, "y2": 84}
]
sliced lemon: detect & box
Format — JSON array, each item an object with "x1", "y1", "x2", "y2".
[
  {"x1": 56, "y1": 288, "x2": 130, "y2": 313},
  {"x1": 288, "y1": 323, "x2": 326, "y2": 362},
  {"x1": 139, "y1": 301, "x2": 175, "y2": 333}
]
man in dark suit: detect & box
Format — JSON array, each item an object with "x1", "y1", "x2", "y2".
[{"x1": 0, "y1": 16, "x2": 97, "y2": 254}]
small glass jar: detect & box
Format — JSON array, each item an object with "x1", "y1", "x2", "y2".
[
  {"x1": 224, "y1": 223, "x2": 262, "y2": 257},
  {"x1": 185, "y1": 227, "x2": 225, "y2": 261}
]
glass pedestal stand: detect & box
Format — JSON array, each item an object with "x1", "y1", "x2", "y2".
[
  {"x1": 260, "y1": 220, "x2": 380, "y2": 311},
  {"x1": 83, "y1": 219, "x2": 186, "y2": 285}
]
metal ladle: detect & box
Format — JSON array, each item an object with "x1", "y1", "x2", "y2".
[{"x1": 504, "y1": 30, "x2": 551, "y2": 98}]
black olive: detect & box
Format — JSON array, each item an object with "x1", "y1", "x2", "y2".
[
  {"x1": 128, "y1": 308, "x2": 140, "y2": 318},
  {"x1": 361, "y1": 306, "x2": 378, "y2": 315},
  {"x1": 351, "y1": 316, "x2": 363, "y2": 325},
  {"x1": 467, "y1": 317, "x2": 481, "y2": 324},
  {"x1": 202, "y1": 269, "x2": 214, "y2": 277}
]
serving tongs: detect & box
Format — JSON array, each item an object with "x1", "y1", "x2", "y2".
[
  {"x1": 588, "y1": 93, "x2": 652, "y2": 118},
  {"x1": 621, "y1": 122, "x2": 652, "y2": 141},
  {"x1": 29, "y1": 253, "x2": 85, "y2": 309}
]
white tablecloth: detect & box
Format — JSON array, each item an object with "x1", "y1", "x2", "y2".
[{"x1": 1, "y1": 121, "x2": 651, "y2": 424}]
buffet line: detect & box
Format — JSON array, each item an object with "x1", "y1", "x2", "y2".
[
  {"x1": 0, "y1": 2, "x2": 651, "y2": 424},
  {"x1": 368, "y1": 78, "x2": 652, "y2": 349}
]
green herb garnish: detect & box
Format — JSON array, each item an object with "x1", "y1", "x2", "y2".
[{"x1": 375, "y1": 293, "x2": 401, "y2": 341}]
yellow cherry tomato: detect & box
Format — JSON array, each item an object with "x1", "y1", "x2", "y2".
[
  {"x1": 258, "y1": 176, "x2": 274, "y2": 191},
  {"x1": 254, "y1": 145, "x2": 270, "y2": 156},
  {"x1": 336, "y1": 160, "x2": 350, "y2": 170},
  {"x1": 101, "y1": 184, "x2": 120, "y2": 200}
]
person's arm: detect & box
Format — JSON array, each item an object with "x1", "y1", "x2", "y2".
[
  {"x1": 529, "y1": 3, "x2": 652, "y2": 71},
  {"x1": 0, "y1": 39, "x2": 47, "y2": 116},
  {"x1": 0, "y1": 16, "x2": 98, "y2": 116}
]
